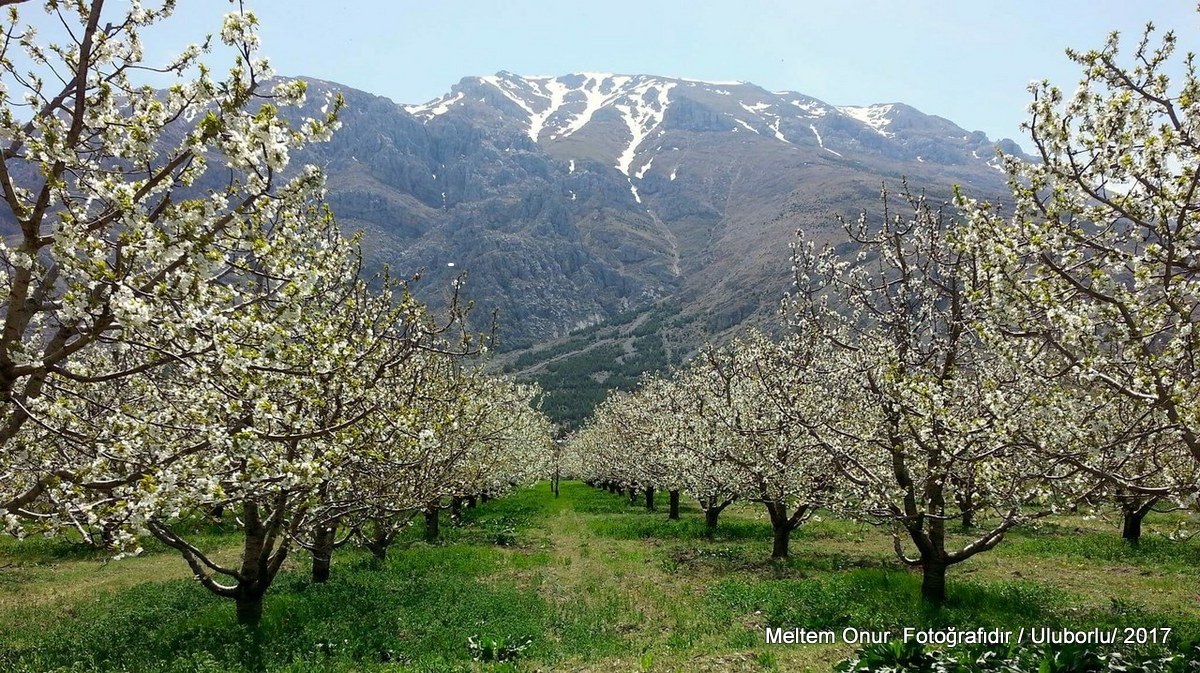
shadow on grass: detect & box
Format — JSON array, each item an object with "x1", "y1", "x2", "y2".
[
  {"x1": 710, "y1": 567, "x2": 1200, "y2": 649},
  {"x1": 589, "y1": 516, "x2": 774, "y2": 542},
  {"x1": 0, "y1": 535, "x2": 114, "y2": 565},
  {"x1": 658, "y1": 541, "x2": 897, "y2": 578},
  {"x1": 1001, "y1": 528, "x2": 1200, "y2": 570},
  {"x1": 0, "y1": 545, "x2": 557, "y2": 673}
]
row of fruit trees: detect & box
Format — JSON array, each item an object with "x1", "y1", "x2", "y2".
[
  {"x1": 0, "y1": 1, "x2": 555, "y2": 624},
  {"x1": 569, "y1": 21, "x2": 1200, "y2": 602}
]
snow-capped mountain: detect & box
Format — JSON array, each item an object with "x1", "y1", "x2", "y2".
[
  {"x1": 289, "y1": 73, "x2": 1024, "y2": 346},
  {"x1": 405, "y1": 72, "x2": 1015, "y2": 193}
]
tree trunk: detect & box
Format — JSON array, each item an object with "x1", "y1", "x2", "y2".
[
  {"x1": 921, "y1": 558, "x2": 947, "y2": 603},
  {"x1": 765, "y1": 502, "x2": 793, "y2": 559},
  {"x1": 1122, "y1": 511, "x2": 1143, "y2": 544},
  {"x1": 365, "y1": 519, "x2": 393, "y2": 562},
  {"x1": 236, "y1": 591, "x2": 264, "y2": 626},
  {"x1": 480, "y1": 493, "x2": 490, "y2": 503},
  {"x1": 628, "y1": 487, "x2": 637, "y2": 503},
  {"x1": 232, "y1": 500, "x2": 283, "y2": 627},
  {"x1": 311, "y1": 524, "x2": 335, "y2": 583},
  {"x1": 954, "y1": 469, "x2": 977, "y2": 529},
  {"x1": 771, "y1": 524, "x2": 791, "y2": 559},
  {"x1": 705, "y1": 507, "x2": 721, "y2": 530},
  {"x1": 451, "y1": 496, "x2": 463, "y2": 521},
  {"x1": 645, "y1": 487, "x2": 655, "y2": 511},
  {"x1": 424, "y1": 502, "x2": 440, "y2": 543},
  {"x1": 149, "y1": 497, "x2": 287, "y2": 632},
  {"x1": 366, "y1": 538, "x2": 388, "y2": 561},
  {"x1": 466, "y1": 496, "x2": 477, "y2": 509},
  {"x1": 1121, "y1": 499, "x2": 1157, "y2": 545},
  {"x1": 669, "y1": 490, "x2": 680, "y2": 520}
]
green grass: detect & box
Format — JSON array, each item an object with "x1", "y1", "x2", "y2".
[
  {"x1": 1001, "y1": 524, "x2": 1200, "y2": 570},
  {"x1": 3, "y1": 483, "x2": 1200, "y2": 672}
]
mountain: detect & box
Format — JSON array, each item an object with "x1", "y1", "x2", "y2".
[
  {"x1": 292, "y1": 72, "x2": 1023, "y2": 352},
  {"x1": 0, "y1": 72, "x2": 1024, "y2": 426}
]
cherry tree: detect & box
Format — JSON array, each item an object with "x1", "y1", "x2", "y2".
[
  {"x1": 90, "y1": 261, "x2": 456, "y2": 622},
  {"x1": 569, "y1": 391, "x2": 646, "y2": 499},
  {"x1": 569, "y1": 334, "x2": 835, "y2": 553},
  {"x1": 0, "y1": 0, "x2": 342, "y2": 530},
  {"x1": 335, "y1": 358, "x2": 553, "y2": 557},
  {"x1": 1015, "y1": 383, "x2": 1197, "y2": 545},
  {"x1": 686, "y1": 331, "x2": 840, "y2": 558},
  {"x1": 571, "y1": 379, "x2": 727, "y2": 521},
  {"x1": 958, "y1": 19, "x2": 1200, "y2": 475},
  {"x1": 588, "y1": 384, "x2": 674, "y2": 511},
  {"x1": 788, "y1": 189, "x2": 1071, "y2": 601},
  {"x1": 642, "y1": 373, "x2": 744, "y2": 526}
]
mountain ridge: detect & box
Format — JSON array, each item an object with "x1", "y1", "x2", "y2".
[{"x1": 284, "y1": 71, "x2": 1023, "y2": 353}]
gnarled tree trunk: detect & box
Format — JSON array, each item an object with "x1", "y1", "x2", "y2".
[
  {"x1": 763, "y1": 501, "x2": 810, "y2": 559},
  {"x1": 1121, "y1": 497, "x2": 1158, "y2": 545},
  {"x1": 701, "y1": 498, "x2": 733, "y2": 530},
  {"x1": 149, "y1": 497, "x2": 295, "y2": 629},
  {"x1": 310, "y1": 523, "x2": 336, "y2": 583}
]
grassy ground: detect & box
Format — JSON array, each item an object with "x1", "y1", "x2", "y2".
[{"x1": 1, "y1": 483, "x2": 1199, "y2": 672}]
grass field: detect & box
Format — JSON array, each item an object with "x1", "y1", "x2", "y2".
[{"x1": 2, "y1": 482, "x2": 1199, "y2": 672}]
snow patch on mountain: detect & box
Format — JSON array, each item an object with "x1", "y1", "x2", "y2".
[
  {"x1": 740, "y1": 102, "x2": 772, "y2": 114},
  {"x1": 635, "y1": 155, "x2": 655, "y2": 179},
  {"x1": 733, "y1": 118, "x2": 758, "y2": 134},
  {"x1": 791, "y1": 100, "x2": 828, "y2": 117},
  {"x1": 526, "y1": 78, "x2": 570, "y2": 142},
  {"x1": 838, "y1": 104, "x2": 896, "y2": 138},
  {"x1": 553, "y1": 73, "x2": 632, "y2": 139},
  {"x1": 769, "y1": 118, "x2": 789, "y2": 144},
  {"x1": 405, "y1": 92, "x2": 464, "y2": 119},
  {"x1": 809, "y1": 124, "x2": 842, "y2": 157},
  {"x1": 614, "y1": 81, "x2": 675, "y2": 176}
]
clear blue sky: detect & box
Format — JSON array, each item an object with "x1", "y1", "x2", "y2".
[{"x1": 62, "y1": 2, "x2": 1200, "y2": 143}]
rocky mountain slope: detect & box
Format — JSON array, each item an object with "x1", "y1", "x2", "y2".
[{"x1": 293, "y1": 72, "x2": 1023, "y2": 350}]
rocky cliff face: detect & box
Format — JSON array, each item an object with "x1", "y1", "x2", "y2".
[{"x1": 289, "y1": 72, "x2": 1023, "y2": 347}]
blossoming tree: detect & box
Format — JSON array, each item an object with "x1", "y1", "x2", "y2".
[
  {"x1": 0, "y1": 1, "x2": 341, "y2": 529},
  {"x1": 957, "y1": 19, "x2": 1200, "y2": 512},
  {"x1": 788, "y1": 189, "x2": 1071, "y2": 601}
]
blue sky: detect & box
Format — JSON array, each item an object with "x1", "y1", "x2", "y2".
[{"x1": 62, "y1": 2, "x2": 1200, "y2": 143}]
